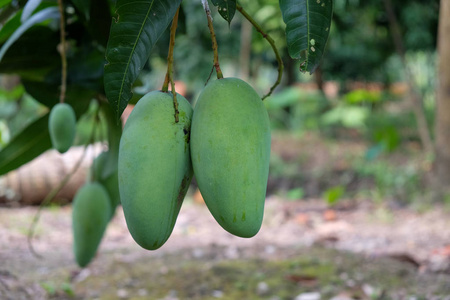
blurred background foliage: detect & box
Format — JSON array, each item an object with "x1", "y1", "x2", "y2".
[{"x1": 0, "y1": 0, "x2": 441, "y2": 206}]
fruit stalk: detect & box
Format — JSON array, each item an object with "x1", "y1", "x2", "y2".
[
  {"x1": 57, "y1": 0, "x2": 67, "y2": 103},
  {"x1": 162, "y1": 6, "x2": 181, "y2": 123},
  {"x1": 236, "y1": 3, "x2": 284, "y2": 100},
  {"x1": 202, "y1": 0, "x2": 223, "y2": 79}
]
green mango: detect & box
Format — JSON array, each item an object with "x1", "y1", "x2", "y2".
[
  {"x1": 91, "y1": 152, "x2": 120, "y2": 219},
  {"x1": 72, "y1": 182, "x2": 111, "y2": 267},
  {"x1": 48, "y1": 103, "x2": 76, "y2": 153},
  {"x1": 190, "y1": 78, "x2": 271, "y2": 238},
  {"x1": 119, "y1": 91, "x2": 193, "y2": 250}
]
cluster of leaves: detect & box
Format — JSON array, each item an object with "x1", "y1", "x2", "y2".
[{"x1": 105, "y1": 0, "x2": 333, "y2": 119}]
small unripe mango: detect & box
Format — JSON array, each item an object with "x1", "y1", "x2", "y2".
[
  {"x1": 72, "y1": 182, "x2": 111, "y2": 267},
  {"x1": 190, "y1": 78, "x2": 271, "y2": 238},
  {"x1": 119, "y1": 91, "x2": 193, "y2": 250},
  {"x1": 48, "y1": 103, "x2": 76, "y2": 153}
]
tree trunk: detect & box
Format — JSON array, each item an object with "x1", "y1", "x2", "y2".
[
  {"x1": 383, "y1": 0, "x2": 434, "y2": 155},
  {"x1": 434, "y1": 0, "x2": 450, "y2": 198}
]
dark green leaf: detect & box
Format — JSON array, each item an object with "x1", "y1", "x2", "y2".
[
  {"x1": 211, "y1": 0, "x2": 236, "y2": 25},
  {"x1": 0, "y1": 10, "x2": 21, "y2": 43},
  {"x1": 0, "y1": 26, "x2": 59, "y2": 78},
  {"x1": 0, "y1": 6, "x2": 60, "y2": 61},
  {"x1": 104, "y1": 0, "x2": 182, "y2": 119},
  {"x1": 279, "y1": 0, "x2": 333, "y2": 74},
  {"x1": 0, "y1": 113, "x2": 51, "y2": 176}
]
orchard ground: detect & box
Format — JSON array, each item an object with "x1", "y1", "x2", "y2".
[
  {"x1": 1, "y1": 133, "x2": 450, "y2": 299},
  {"x1": 2, "y1": 194, "x2": 450, "y2": 298}
]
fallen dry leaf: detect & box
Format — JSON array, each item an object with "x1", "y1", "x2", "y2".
[{"x1": 323, "y1": 209, "x2": 338, "y2": 221}]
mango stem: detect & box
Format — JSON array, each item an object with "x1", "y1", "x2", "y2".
[
  {"x1": 162, "y1": 6, "x2": 180, "y2": 123},
  {"x1": 203, "y1": 0, "x2": 224, "y2": 79},
  {"x1": 57, "y1": 0, "x2": 67, "y2": 103},
  {"x1": 236, "y1": 3, "x2": 284, "y2": 100}
]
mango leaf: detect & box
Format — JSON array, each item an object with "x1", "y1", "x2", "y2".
[
  {"x1": 104, "y1": 0, "x2": 182, "y2": 120},
  {"x1": 0, "y1": 11, "x2": 22, "y2": 43},
  {"x1": 211, "y1": 0, "x2": 236, "y2": 25},
  {"x1": 279, "y1": 0, "x2": 333, "y2": 74},
  {"x1": 0, "y1": 0, "x2": 12, "y2": 9},
  {"x1": 0, "y1": 26, "x2": 59, "y2": 78},
  {"x1": 0, "y1": 6, "x2": 60, "y2": 62},
  {"x1": 0, "y1": 113, "x2": 51, "y2": 176},
  {"x1": 20, "y1": 0, "x2": 42, "y2": 23}
]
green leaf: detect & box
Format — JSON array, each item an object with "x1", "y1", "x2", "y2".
[
  {"x1": 323, "y1": 185, "x2": 344, "y2": 206},
  {"x1": 104, "y1": 0, "x2": 182, "y2": 119},
  {"x1": 0, "y1": 0, "x2": 12, "y2": 9},
  {"x1": 0, "y1": 113, "x2": 51, "y2": 176},
  {"x1": 279, "y1": 0, "x2": 333, "y2": 74},
  {"x1": 286, "y1": 187, "x2": 304, "y2": 201},
  {"x1": 211, "y1": 0, "x2": 236, "y2": 25},
  {"x1": 0, "y1": 6, "x2": 59, "y2": 62},
  {"x1": 0, "y1": 10, "x2": 21, "y2": 43},
  {"x1": 21, "y1": 0, "x2": 42, "y2": 23}
]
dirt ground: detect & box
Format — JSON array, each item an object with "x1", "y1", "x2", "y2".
[{"x1": 1, "y1": 194, "x2": 450, "y2": 299}]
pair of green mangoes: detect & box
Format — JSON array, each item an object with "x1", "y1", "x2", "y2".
[
  {"x1": 119, "y1": 77, "x2": 271, "y2": 250},
  {"x1": 72, "y1": 151, "x2": 121, "y2": 267}
]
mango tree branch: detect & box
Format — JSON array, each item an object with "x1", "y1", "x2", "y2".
[
  {"x1": 162, "y1": 6, "x2": 180, "y2": 123},
  {"x1": 236, "y1": 3, "x2": 284, "y2": 100},
  {"x1": 57, "y1": 0, "x2": 67, "y2": 103},
  {"x1": 202, "y1": 0, "x2": 223, "y2": 79}
]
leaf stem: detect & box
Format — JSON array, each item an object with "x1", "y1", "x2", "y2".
[
  {"x1": 162, "y1": 7, "x2": 180, "y2": 123},
  {"x1": 203, "y1": 0, "x2": 223, "y2": 79},
  {"x1": 57, "y1": 0, "x2": 67, "y2": 103},
  {"x1": 236, "y1": 3, "x2": 284, "y2": 100}
]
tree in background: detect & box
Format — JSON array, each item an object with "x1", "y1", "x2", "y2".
[{"x1": 434, "y1": 0, "x2": 450, "y2": 199}]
